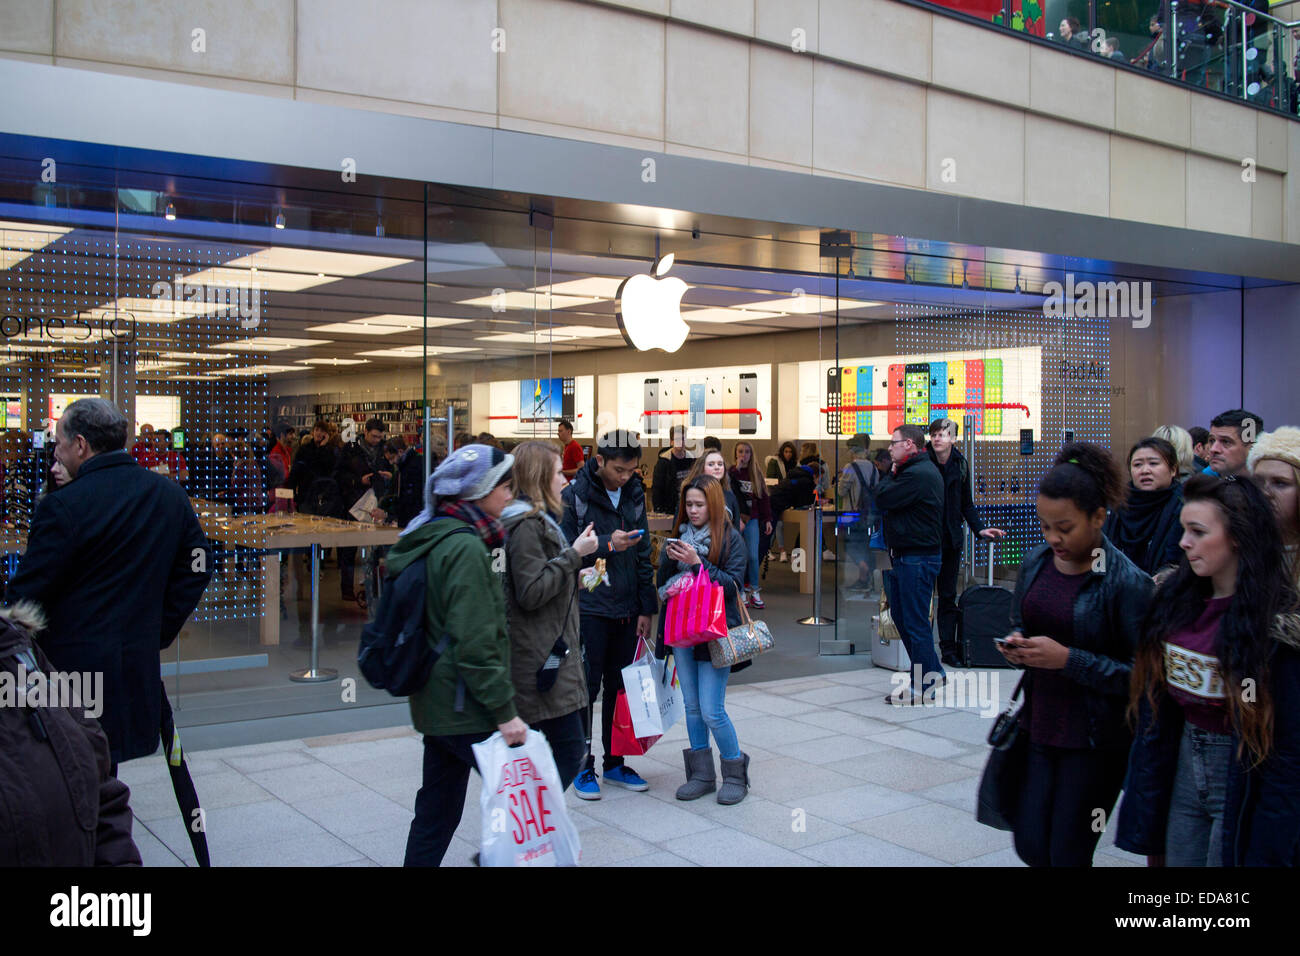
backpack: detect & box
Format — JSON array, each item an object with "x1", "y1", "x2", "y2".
[
  {"x1": 356, "y1": 521, "x2": 474, "y2": 699},
  {"x1": 301, "y1": 477, "x2": 344, "y2": 518}
]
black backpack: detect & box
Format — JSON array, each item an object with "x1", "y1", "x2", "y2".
[{"x1": 357, "y1": 521, "x2": 473, "y2": 699}]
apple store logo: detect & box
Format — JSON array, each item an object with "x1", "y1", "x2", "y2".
[{"x1": 616, "y1": 254, "x2": 688, "y2": 353}]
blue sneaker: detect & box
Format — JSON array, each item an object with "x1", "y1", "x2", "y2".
[
  {"x1": 573, "y1": 768, "x2": 601, "y2": 800},
  {"x1": 602, "y1": 765, "x2": 649, "y2": 792}
]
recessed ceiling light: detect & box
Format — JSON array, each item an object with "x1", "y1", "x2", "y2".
[
  {"x1": 222, "y1": 248, "x2": 410, "y2": 277},
  {"x1": 214, "y1": 337, "x2": 332, "y2": 352},
  {"x1": 475, "y1": 325, "x2": 619, "y2": 344},
  {"x1": 682, "y1": 308, "x2": 784, "y2": 324},
  {"x1": 297, "y1": 358, "x2": 371, "y2": 366},
  {"x1": 160, "y1": 351, "x2": 236, "y2": 361},
  {"x1": 306, "y1": 316, "x2": 469, "y2": 335},
  {"x1": 742, "y1": 296, "x2": 883, "y2": 313},
  {"x1": 211, "y1": 365, "x2": 303, "y2": 376},
  {"x1": 357, "y1": 345, "x2": 478, "y2": 358},
  {"x1": 80, "y1": 296, "x2": 230, "y2": 324},
  {"x1": 456, "y1": 291, "x2": 604, "y2": 310},
  {"x1": 525, "y1": 277, "x2": 625, "y2": 299},
  {"x1": 180, "y1": 265, "x2": 331, "y2": 293},
  {"x1": 0, "y1": 220, "x2": 73, "y2": 270}
]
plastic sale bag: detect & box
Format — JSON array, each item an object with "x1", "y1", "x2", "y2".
[{"x1": 471, "y1": 729, "x2": 581, "y2": 867}]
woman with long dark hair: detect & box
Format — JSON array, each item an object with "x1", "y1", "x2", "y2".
[
  {"x1": 1116, "y1": 474, "x2": 1300, "y2": 866},
  {"x1": 654, "y1": 475, "x2": 750, "y2": 805},
  {"x1": 997, "y1": 442, "x2": 1155, "y2": 866},
  {"x1": 1102, "y1": 436, "x2": 1185, "y2": 577}
]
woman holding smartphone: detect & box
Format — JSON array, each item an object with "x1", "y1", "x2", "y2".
[
  {"x1": 998, "y1": 443, "x2": 1155, "y2": 866},
  {"x1": 655, "y1": 475, "x2": 750, "y2": 805},
  {"x1": 730, "y1": 441, "x2": 773, "y2": 609},
  {"x1": 1117, "y1": 474, "x2": 1300, "y2": 866}
]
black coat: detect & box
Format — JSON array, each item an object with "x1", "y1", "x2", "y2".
[
  {"x1": 560, "y1": 458, "x2": 657, "y2": 620},
  {"x1": 1102, "y1": 483, "x2": 1185, "y2": 577},
  {"x1": 875, "y1": 451, "x2": 944, "y2": 556},
  {"x1": 0, "y1": 605, "x2": 141, "y2": 866},
  {"x1": 769, "y1": 464, "x2": 818, "y2": 515},
  {"x1": 654, "y1": 522, "x2": 749, "y2": 670},
  {"x1": 926, "y1": 445, "x2": 985, "y2": 552},
  {"x1": 6, "y1": 450, "x2": 213, "y2": 764},
  {"x1": 290, "y1": 438, "x2": 339, "y2": 504},
  {"x1": 1008, "y1": 537, "x2": 1154, "y2": 750},
  {"x1": 394, "y1": 447, "x2": 426, "y2": 528},
  {"x1": 651, "y1": 450, "x2": 695, "y2": 515}
]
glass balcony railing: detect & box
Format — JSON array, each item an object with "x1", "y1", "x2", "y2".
[{"x1": 923, "y1": 0, "x2": 1300, "y2": 117}]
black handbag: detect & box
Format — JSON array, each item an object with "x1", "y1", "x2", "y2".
[{"x1": 976, "y1": 674, "x2": 1028, "y2": 832}]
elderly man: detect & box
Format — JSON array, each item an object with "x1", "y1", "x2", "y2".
[{"x1": 6, "y1": 398, "x2": 212, "y2": 771}]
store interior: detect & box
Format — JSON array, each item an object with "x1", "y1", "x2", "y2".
[{"x1": 1, "y1": 133, "x2": 1293, "y2": 728}]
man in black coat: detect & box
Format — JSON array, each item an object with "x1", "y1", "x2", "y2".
[
  {"x1": 6, "y1": 398, "x2": 212, "y2": 769},
  {"x1": 875, "y1": 424, "x2": 946, "y2": 703},
  {"x1": 926, "y1": 419, "x2": 1006, "y2": 666}
]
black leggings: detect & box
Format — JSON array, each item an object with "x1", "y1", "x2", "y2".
[{"x1": 1013, "y1": 742, "x2": 1129, "y2": 867}]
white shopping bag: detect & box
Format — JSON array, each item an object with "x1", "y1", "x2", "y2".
[
  {"x1": 620, "y1": 638, "x2": 685, "y2": 739},
  {"x1": 348, "y1": 488, "x2": 378, "y2": 522},
  {"x1": 471, "y1": 729, "x2": 581, "y2": 867}
]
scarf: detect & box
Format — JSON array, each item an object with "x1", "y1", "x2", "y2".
[
  {"x1": 1111, "y1": 482, "x2": 1176, "y2": 567},
  {"x1": 436, "y1": 498, "x2": 507, "y2": 550},
  {"x1": 501, "y1": 496, "x2": 567, "y2": 547},
  {"x1": 657, "y1": 521, "x2": 713, "y2": 600}
]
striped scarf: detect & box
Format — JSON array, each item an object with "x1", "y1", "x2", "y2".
[{"x1": 437, "y1": 498, "x2": 507, "y2": 550}]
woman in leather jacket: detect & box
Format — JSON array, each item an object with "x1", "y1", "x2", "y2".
[
  {"x1": 1117, "y1": 474, "x2": 1300, "y2": 866},
  {"x1": 998, "y1": 443, "x2": 1154, "y2": 866}
]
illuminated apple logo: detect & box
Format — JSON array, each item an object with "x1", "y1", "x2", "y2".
[{"x1": 616, "y1": 253, "x2": 689, "y2": 353}]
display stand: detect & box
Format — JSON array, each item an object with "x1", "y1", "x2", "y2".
[
  {"x1": 290, "y1": 543, "x2": 337, "y2": 683},
  {"x1": 798, "y1": 498, "x2": 835, "y2": 628}
]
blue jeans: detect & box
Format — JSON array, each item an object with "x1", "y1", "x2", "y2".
[
  {"x1": 672, "y1": 649, "x2": 740, "y2": 760},
  {"x1": 1165, "y1": 724, "x2": 1233, "y2": 866},
  {"x1": 740, "y1": 518, "x2": 760, "y2": 590},
  {"x1": 888, "y1": 552, "x2": 944, "y2": 693}
]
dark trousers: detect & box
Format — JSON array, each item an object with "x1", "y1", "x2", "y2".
[
  {"x1": 535, "y1": 710, "x2": 587, "y2": 792},
  {"x1": 579, "y1": 614, "x2": 639, "y2": 771},
  {"x1": 936, "y1": 543, "x2": 962, "y2": 655},
  {"x1": 1013, "y1": 742, "x2": 1128, "y2": 867},
  {"x1": 338, "y1": 546, "x2": 357, "y2": 597}
]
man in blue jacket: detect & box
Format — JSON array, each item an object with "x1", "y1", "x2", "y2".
[
  {"x1": 561, "y1": 429, "x2": 657, "y2": 800},
  {"x1": 7, "y1": 398, "x2": 212, "y2": 771}
]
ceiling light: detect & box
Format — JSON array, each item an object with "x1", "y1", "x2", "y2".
[
  {"x1": 222, "y1": 248, "x2": 409, "y2": 277},
  {"x1": 357, "y1": 345, "x2": 478, "y2": 358},
  {"x1": 306, "y1": 315, "x2": 469, "y2": 335},
  {"x1": 78, "y1": 297, "x2": 230, "y2": 324},
  {"x1": 274, "y1": 211, "x2": 285, "y2": 229},
  {"x1": 180, "y1": 266, "x2": 328, "y2": 293},
  {"x1": 164, "y1": 201, "x2": 176, "y2": 221},
  {"x1": 160, "y1": 351, "x2": 236, "y2": 361},
  {"x1": 456, "y1": 291, "x2": 605, "y2": 310},
  {"x1": 214, "y1": 337, "x2": 332, "y2": 352},
  {"x1": 297, "y1": 358, "x2": 370, "y2": 366},
  {"x1": 211, "y1": 365, "x2": 303, "y2": 376},
  {"x1": 681, "y1": 308, "x2": 784, "y2": 324},
  {"x1": 0, "y1": 220, "x2": 73, "y2": 270},
  {"x1": 475, "y1": 325, "x2": 619, "y2": 344},
  {"x1": 525, "y1": 277, "x2": 625, "y2": 299}
]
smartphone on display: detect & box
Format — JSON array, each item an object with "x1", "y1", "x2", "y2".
[
  {"x1": 723, "y1": 375, "x2": 739, "y2": 431},
  {"x1": 887, "y1": 363, "x2": 904, "y2": 433},
  {"x1": 1019, "y1": 428, "x2": 1034, "y2": 455},
  {"x1": 965, "y1": 359, "x2": 985, "y2": 436},
  {"x1": 671, "y1": 376, "x2": 687, "y2": 431},
  {"x1": 948, "y1": 359, "x2": 966, "y2": 426},
  {"x1": 643, "y1": 378, "x2": 659, "y2": 435},
  {"x1": 984, "y1": 359, "x2": 1003, "y2": 436},
  {"x1": 739, "y1": 372, "x2": 757, "y2": 435},
  {"x1": 856, "y1": 366, "x2": 872, "y2": 434},
  {"x1": 826, "y1": 366, "x2": 841, "y2": 435},
  {"x1": 706, "y1": 379, "x2": 722, "y2": 430},
  {"x1": 904, "y1": 362, "x2": 929, "y2": 426},
  {"x1": 689, "y1": 383, "x2": 705, "y2": 428},
  {"x1": 840, "y1": 366, "x2": 856, "y2": 436},
  {"x1": 172, "y1": 428, "x2": 186, "y2": 450},
  {"x1": 562, "y1": 377, "x2": 575, "y2": 420},
  {"x1": 928, "y1": 362, "x2": 947, "y2": 422}
]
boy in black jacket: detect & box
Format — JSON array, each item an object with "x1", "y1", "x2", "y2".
[
  {"x1": 561, "y1": 430, "x2": 657, "y2": 800},
  {"x1": 875, "y1": 424, "x2": 946, "y2": 703}
]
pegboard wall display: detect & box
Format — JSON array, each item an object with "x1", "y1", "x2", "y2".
[{"x1": 893, "y1": 304, "x2": 1111, "y2": 571}]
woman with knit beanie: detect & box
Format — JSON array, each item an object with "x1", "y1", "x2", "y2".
[
  {"x1": 1249, "y1": 426, "x2": 1300, "y2": 589},
  {"x1": 387, "y1": 443, "x2": 522, "y2": 867}
]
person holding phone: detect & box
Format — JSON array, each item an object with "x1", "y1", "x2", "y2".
[
  {"x1": 561, "y1": 430, "x2": 657, "y2": 801},
  {"x1": 997, "y1": 443, "x2": 1154, "y2": 867},
  {"x1": 655, "y1": 475, "x2": 751, "y2": 805}
]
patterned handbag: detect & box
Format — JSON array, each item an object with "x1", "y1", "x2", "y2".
[
  {"x1": 709, "y1": 599, "x2": 774, "y2": 668},
  {"x1": 876, "y1": 590, "x2": 900, "y2": 642}
]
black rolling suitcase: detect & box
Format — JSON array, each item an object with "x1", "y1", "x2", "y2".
[{"x1": 959, "y1": 541, "x2": 1014, "y2": 668}]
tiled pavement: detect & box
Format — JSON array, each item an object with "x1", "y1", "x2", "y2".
[{"x1": 119, "y1": 665, "x2": 1145, "y2": 867}]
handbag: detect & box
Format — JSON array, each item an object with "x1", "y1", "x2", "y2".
[
  {"x1": 709, "y1": 599, "x2": 775, "y2": 668},
  {"x1": 876, "y1": 590, "x2": 900, "y2": 642},
  {"x1": 975, "y1": 674, "x2": 1028, "y2": 832},
  {"x1": 664, "y1": 565, "x2": 728, "y2": 648}
]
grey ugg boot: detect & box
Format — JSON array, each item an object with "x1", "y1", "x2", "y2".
[
  {"x1": 717, "y1": 753, "x2": 751, "y2": 805},
  {"x1": 675, "y1": 747, "x2": 717, "y2": 801}
]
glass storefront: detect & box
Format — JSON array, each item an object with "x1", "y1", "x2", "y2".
[{"x1": 0, "y1": 132, "x2": 1286, "y2": 729}]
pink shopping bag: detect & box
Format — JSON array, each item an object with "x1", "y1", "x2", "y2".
[{"x1": 664, "y1": 566, "x2": 727, "y2": 648}]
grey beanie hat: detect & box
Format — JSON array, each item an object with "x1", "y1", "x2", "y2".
[{"x1": 433, "y1": 443, "x2": 514, "y2": 501}]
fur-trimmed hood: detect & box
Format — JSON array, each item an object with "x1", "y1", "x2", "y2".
[
  {"x1": 0, "y1": 601, "x2": 47, "y2": 653},
  {"x1": 1273, "y1": 611, "x2": 1300, "y2": 652}
]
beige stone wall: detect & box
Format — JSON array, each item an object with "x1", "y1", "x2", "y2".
[{"x1": 2, "y1": 0, "x2": 1294, "y2": 241}]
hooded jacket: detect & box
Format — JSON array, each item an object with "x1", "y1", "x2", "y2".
[
  {"x1": 1116, "y1": 610, "x2": 1300, "y2": 865},
  {"x1": 501, "y1": 500, "x2": 588, "y2": 723},
  {"x1": 0, "y1": 603, "x2": 141, "y2": 866},
  {"x1": 561, "y1": 458, "x2": 657, "y2": 620},
  {"x1": 1009, "y1": 537, "x2": 1154, "y2": 750},
  {"x1": 384, "y1": 515, "x2": 517, "y2": 736},
  {"x1": 874, "y1": 450, "x2": 944, "y2": 556}
]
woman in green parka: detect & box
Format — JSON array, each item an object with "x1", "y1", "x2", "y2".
[{"x1": 386, "y1": 443, "x2": 523, "y2": 867}]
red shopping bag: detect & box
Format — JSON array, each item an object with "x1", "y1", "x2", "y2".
[
  {"x1": 610, "y1": 690, "x2": 661, "y2": 756},
  {"x1": 663, "y1": 565, "x2": 727, "y2": 648}
]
